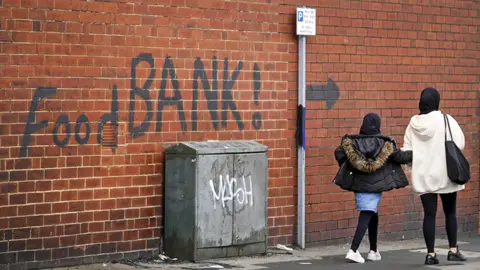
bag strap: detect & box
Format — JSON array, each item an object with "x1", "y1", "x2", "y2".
[{"x1": 444, "y1": 114, "x2": 453, "y2": 142}]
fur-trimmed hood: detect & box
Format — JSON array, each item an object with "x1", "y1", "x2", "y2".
[{"x1": 341, "y1": 136, "x2": 395, "y2": 173}]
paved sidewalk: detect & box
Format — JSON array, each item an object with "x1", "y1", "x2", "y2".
[{"x1": 53, "y1": 235, "x2": 480, "y2": 270}]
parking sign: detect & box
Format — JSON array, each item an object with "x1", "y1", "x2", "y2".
[{"x1": 296, "y1": 7, "x2": 316, "y2": 36}]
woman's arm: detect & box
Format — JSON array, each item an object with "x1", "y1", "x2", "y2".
[
  {"x1": 390, "y1": 149, "x2": 413, "y2": 164},
  {"x1": 402, "y1": 123, "x2": 413, "y2": 151}
]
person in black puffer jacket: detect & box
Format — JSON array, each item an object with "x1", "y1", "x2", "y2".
[{"x1": 333, "y1": 113, "x2": 412, "y2": 263}]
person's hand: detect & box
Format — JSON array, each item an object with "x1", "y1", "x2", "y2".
[{"x1": 403, "y1": 165, "x2": 412, "y2": 180}]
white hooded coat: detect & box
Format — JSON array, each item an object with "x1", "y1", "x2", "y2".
[{"x1": 402, "y1": 111, "x2": 465, "y2": 195}]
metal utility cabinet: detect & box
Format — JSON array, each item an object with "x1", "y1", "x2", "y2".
[{"x1": 164, "y1": 140, "x2": 268, "y2": 261}]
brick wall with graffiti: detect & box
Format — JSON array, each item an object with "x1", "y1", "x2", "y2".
[
  {"x1": 0, "y1": 1, "x2": 296, "y2": 267},
  {"x1": 0, "y1": 0, "x2": 478, "y2": 267}
]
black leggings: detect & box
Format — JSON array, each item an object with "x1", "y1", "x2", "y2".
[
  {"x1": 351, "y1": 211, "x2": 378, "y2": 252},
  {"x1": 421, "y1": 192, "x2": 458, "y2": 253}
]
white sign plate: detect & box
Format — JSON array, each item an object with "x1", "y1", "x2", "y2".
[{"x1": 296, "y1": 7, "x2": 316, "y2": 36}]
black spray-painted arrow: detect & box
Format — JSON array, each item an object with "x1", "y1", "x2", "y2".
[{"x1": 306, "y1": 78, "x2": 340, "y2": 110}]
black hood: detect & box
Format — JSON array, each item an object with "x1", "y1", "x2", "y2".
[
  {"x1": 360, "y1": 113, "x2": 381, "y2": 135},
  {"x1": 419, "y1": 87, "x2": 440, "y2": 115}
]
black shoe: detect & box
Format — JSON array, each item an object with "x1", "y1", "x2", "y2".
[
  {"x1": 425, "y1": 254, "x2": 439, "y2": 265},
  {"x1": 448, "y1": 248, "x2": 467, "y2": 262}
]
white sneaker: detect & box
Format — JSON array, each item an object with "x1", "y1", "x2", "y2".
[
  {"x1": 346, "y1": 249, "x2": 365, "y2": 263},
  {"x1": 367, "y1": 250, "x2": 382, "y2": 261}
]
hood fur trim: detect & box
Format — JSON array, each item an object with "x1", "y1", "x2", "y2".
[{"x1": 342, "y1": 138, "x2": 394, "y2": 173}]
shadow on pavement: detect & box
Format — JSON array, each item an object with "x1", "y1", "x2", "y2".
[{"x1": 256, "y1": 248, "x2": 471, "y2": 270}]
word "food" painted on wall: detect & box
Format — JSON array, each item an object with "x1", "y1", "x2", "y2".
[
  {"x1": 20, "y1": 54, "x2": 263, "y2": 157},
  {"x1": 209, "y1": 175, "x2": 253, "y2": 210}
]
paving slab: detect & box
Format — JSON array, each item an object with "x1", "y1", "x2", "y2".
[{"x1": 255, "y1": 236, "x2": 480, "y2": 270}]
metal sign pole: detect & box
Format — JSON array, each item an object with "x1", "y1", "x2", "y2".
[
  {"x1": 297, "y1": 34, "x2": 306, "y2": 249},
  {"x1": 296, "y1": 6, "x2": 315, "y2": 250}
]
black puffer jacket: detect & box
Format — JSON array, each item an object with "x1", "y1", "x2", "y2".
[{"x1": 333, "y1": 135, "x2": 412, "y2": 193}]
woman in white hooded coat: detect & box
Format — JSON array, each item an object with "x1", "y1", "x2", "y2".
[{"x1": 402, "y1": 87, "x2": 467, "y2": 265}]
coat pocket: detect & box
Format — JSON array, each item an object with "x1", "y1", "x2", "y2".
[
  {"x1": 333, "y1": 162, "x2": 355, "y2": 191},
  {"x1": 391, "y1": 165, "x2": 409, "y2": 189}
]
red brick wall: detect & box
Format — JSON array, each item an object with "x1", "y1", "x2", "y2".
[
  {"x1": 302, "y1": 1, "x2": 479, "y2": 244},
  {"x1": 0, "y1": 0, "x2": 478, "y2": 268}
]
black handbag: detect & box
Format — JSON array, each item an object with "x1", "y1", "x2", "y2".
[{"x1": 444, "y1": 114, "x2": 470, "y2": 185}]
